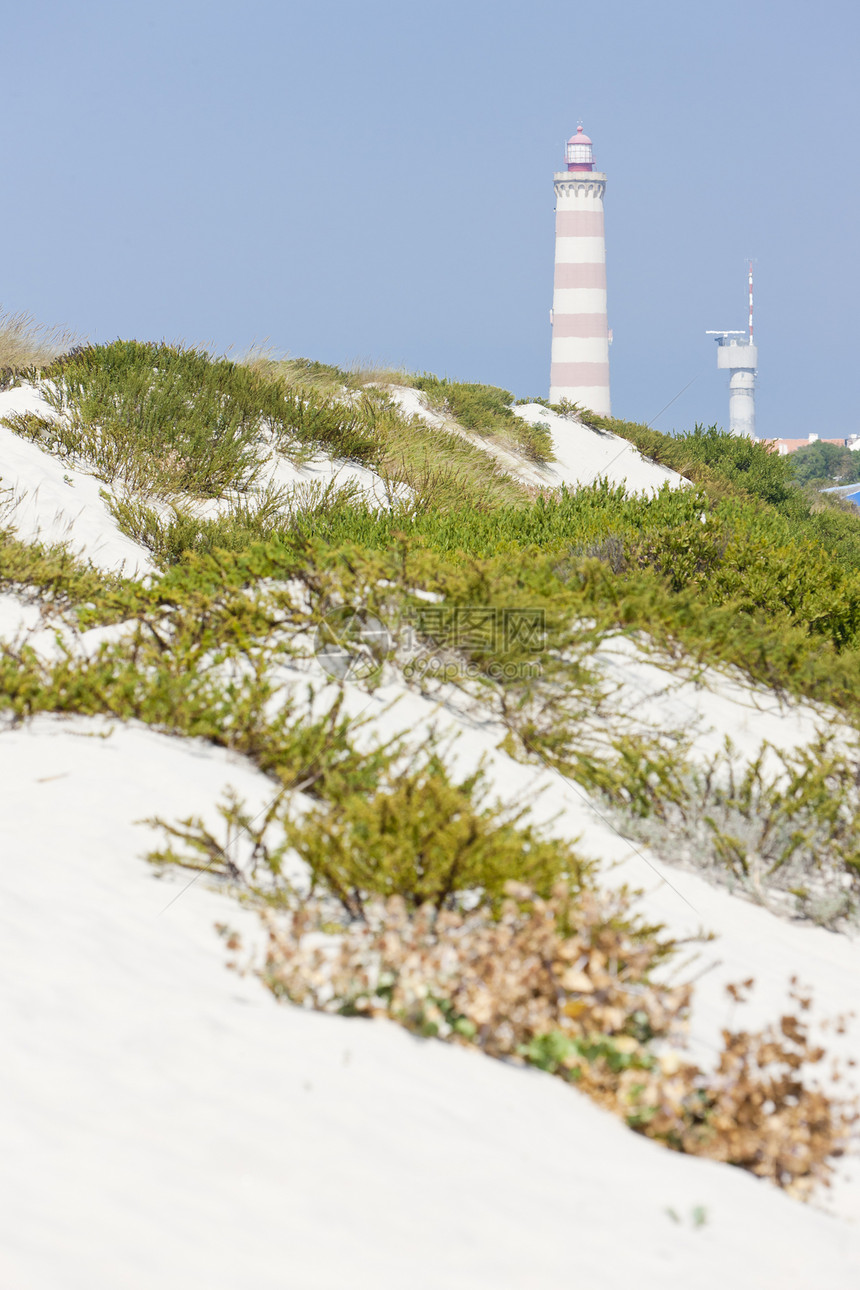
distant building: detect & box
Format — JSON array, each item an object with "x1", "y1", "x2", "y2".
[
  {"x1": 714, "y1": 334, "x2": 758, "y2": 439},
  {"x1": 765, "y1": 434, "x2": 860, "y2": 456},
  {"x1": 707, "y1": 264, "x2": 757, "y2": 439}
]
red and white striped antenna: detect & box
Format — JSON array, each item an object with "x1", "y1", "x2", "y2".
[{"x1": 748, "y1": 259, "x2": 754, "y2": 343}]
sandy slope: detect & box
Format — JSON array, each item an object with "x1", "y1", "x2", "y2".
[
  {"x1": 386, "y1": 385, "x2": 688, "y2": 497},
  {"x1": 1, "y1": 716, "x2": 859, "y2": 1290},
  {"x1": 0, "y1": 384, "x2": 409, "y2": 577},
  {"x1": 0, "y1": 388, "x2": 155, "y2": 577},
  {"x1": 512, "y1": 401, "x2": 688, "y2": 497}
]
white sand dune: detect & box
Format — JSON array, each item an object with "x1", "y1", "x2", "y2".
[
  {"x1": 386, "y1": 385, "x2": 687, "y2": 497},
  {"x1": 513, "y1": 400, "x2": 689, "y2": 495},
  {"x1": 1, "y1": 715, "x2": 858, "y2": 1289},
  {"x1": 2, "y1": 376, "x2": 859, "y2": 1287},
  {"x1": 0, "y1": 384, "x2": 409, "y2": 569},
  {"x1": 0, "y1": 388, "x2": 155, "y2": 576}
]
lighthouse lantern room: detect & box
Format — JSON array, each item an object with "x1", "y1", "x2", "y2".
[{"x1": 565, "y1": 126, "x2": 594, "y2": 171}]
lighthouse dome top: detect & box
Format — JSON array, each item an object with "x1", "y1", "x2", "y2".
[{"x1": 566, "y1": 125, "x2": 594, "y2": 172}]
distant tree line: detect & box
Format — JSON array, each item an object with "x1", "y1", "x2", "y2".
[{"x1": 790, "y1": 440, "x2": 860, "y2": 487}]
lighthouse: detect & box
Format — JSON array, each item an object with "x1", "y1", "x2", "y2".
[{"x1": 549, "y1": 125, "x2": 611, "y2": 416}]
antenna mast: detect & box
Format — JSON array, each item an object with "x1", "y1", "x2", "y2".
[{"x1": 748, "y1": 259, "x2": 754, "y2": 343}]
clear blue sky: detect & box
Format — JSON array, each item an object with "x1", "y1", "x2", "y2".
[{"x1": 5, "y1": 0, "x2": 858, "y2": 437}]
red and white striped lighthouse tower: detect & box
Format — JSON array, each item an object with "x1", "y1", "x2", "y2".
[{"x1": 549, "y1": 126, "x2": 611, "y2": 415}]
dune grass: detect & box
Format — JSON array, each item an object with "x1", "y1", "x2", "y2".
[
  {"x1": 3, "y1": 340, "x2": 384, "y2": 500},
  {"x1": 108, "y1": 479, "x2": 368, "y2": 566},
  {"x1": 0, "y1": 309, "x2": 77, "y2": 387},
  {"x1": 240, "y1": 348, "x2": 411, "y2": 396},
  {"x1": 360, "y1": 389, "x2": 527, "y2": 511},
  {"x1": 411, "y1": 375, "x2": 555, "y2": 465},
  {"x1": 242, "y1": 356, "x2": 554, "y2": 468}
]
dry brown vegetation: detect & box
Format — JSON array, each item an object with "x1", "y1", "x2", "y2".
[{"x1": 225, "y1": 882, "x2": 858, "y2": 1199}]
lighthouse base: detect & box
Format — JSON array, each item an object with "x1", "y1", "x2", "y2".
[{"x1": 549, "y1": 385, "x2": 612, "y2": 417}]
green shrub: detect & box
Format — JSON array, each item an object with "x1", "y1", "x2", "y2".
[
  {"x1": 108, "y1": 480, "x2": 365, "y2": 567},
  {"x1": 283, "y1": 751, "x2": 592, "y2": 915},
  {"x1": 606, "y1": 731, "x2": 860, "y2": 926},
  {"x1": 149, "y1": 747, "x2": 592, "y2": 918},
  {"x1": 38, "y1": 341, "x2": 269, "y2": 495},
  {"x1": 412, "y1": 375, "x2": 517, "y2": 436},
  {"x1": 514, "y1": 417, "x2": 554, "y2": 464},
  {"x1": 268, "y1": 388, "x2": 379, "y2": 465},
  {"x1": 0, "y1": 498, "x2": 133, "y2": 618}
]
